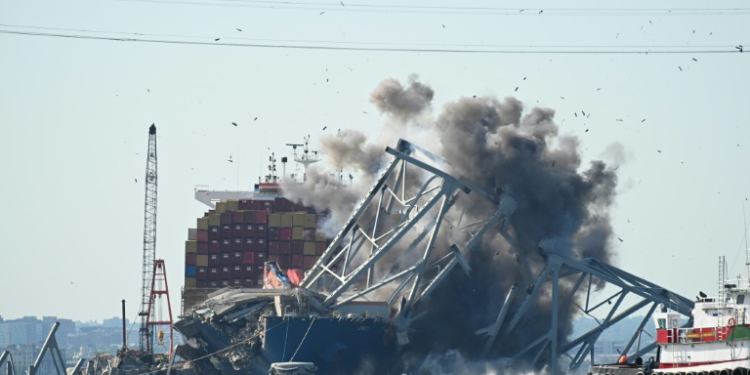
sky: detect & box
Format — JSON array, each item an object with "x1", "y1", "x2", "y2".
[{"x1": 0, "y1": 0, "x2": 748, "y2": 327}]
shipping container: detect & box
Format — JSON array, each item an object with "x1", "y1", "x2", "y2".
[
  {"x1": 280, "y1": 227, "x2": 293, "y2": 241},
  {"x1": 227, "y1": 199, "x2": 239, "y2": 212},
  {"x1": 256, "y1": 251, "x2": 266, "y2": 263},
  {"x1": 257, "y1": 238, "x2": 266, "y2": 251},
  {"x1": 197, "y1": 217, "x2": 209, "y2": 230},
  {"x1": 292, "y1": 227, "x2": 304, "y2": 241},
  {"x1": 243, "y1": 238, "x2": 255, "y2": 251},
  {"x1": 256, "y1": 224, "x2": 268, "y2": 238},
  {"x1": 209, "y1": 240, "x2": 220, "y2": 253},
  {"x1": 303, "y1": 255, "x2": 316, "y2": 269},
  {"x1": 215, "y1": 201, "x2": 227, "y2": 214},
  {"x1": 303, "y1": 242, "x2": 316, "y2": 256},
  {"x1": 243, "y1": 251, "x2": 256, "y2": 265},
  {"x1": 269, "y1": 213, "x2": 281, "y2": 227},
  {"x1": 255, "y1": 210, "x2": 268, "y2": 224},
  {"x1": 188, "y1": 228, "x2": 198, "y2": 240},
  {"x1": 233, "y1": 238, "x2": 243, "y2": 251},
  {"x1": 220, "y1": 213, "x2": 233, "y2": 225},
  {"x1": 209, "y1": 267, "x2": 219, "y2": 280},
  {"x1": 279, "y1": 241, "x2": 292, "y2": 254},
  {"x1": 185, "y1": 265, "x2": 197, "y2": 277},
  {"x1": 185, "y1": 277, "x2": 196, "y2": 289},
  {"x1": 245, "y1": 224, "x2": 255, "y2": 237},
  {"x1": 274, "y1": 197, "x2": 291, "y2": 212},
  {"x1": 221, "y1": 266, "x2": 231, "y2": 277},
  {"x1": 231, "y1": 265, "x2": 242, "y2": 278},
  {"x1": 208, "y1": 214, "x2": 221, "y2": 226},
  {"x1": 250, "y1": 200, "x2": 261, "y2": 210},
  {"x1": 281, "y1": 213, "x2": 294, "y2": 227},
  {"x1": 221, "y1": 252, "x2": 232, "y2": 266},
  {"x1": 185, "y1": 240, "x2": 197, "y2": 253},
  {"x1": 277, "y1": 255, "x2": 291, "y2": 269},
  {"x1": 232, "y1": 279, "x2": 242, "y2": 287},
  {"x1": 243, "y1": 210, "x2": 256, "y2": 224},
  {"x1": 315, "y1": 231, "x2": 327, "y2": 241},
  {"x1": 186, "y1": 253, "x2": 197, "y2": 265},
  {"x1": 208, "y1": 226, "x2": 220, "y2": 240},
  {"x1": 260, "y1": 200, "x2": 274, "y2": 211},
  {"x1": 196, "y1": 254, "x2": 208, "y2": 267},
  {"x1": 234, "y1": 224, "x2": 244, "y2": 237},
  {"x1": 196, "y1": 280, "x2": 207, "y2": 288},
  {"x1": 269, "y1": 241, "x2": 280, "y2": 255},
  {"x1": 220, "y1": 225, "x2": 232, "y2": 238},
  {"x1": 268, "y1": 227, "x2": 280, "y2": 240},
  {"x1": 293, "y1": 212, "x2": 306, "y2": 227},
  {"x1": 304, "y1": 214, "x2": 317, "y2": 228},
  {"x1": 291, "y1": 241, "x2": 304, "y2": 254},
  {"x1": 209, "y1": 253, "x2": 220, "y2": 266},
  {"x1": 242, "y1": 278, "x2": 254, "y2": 288},
  {"x1": 233, "y1": 211, "x2": 245, "y2": 224},
  {"x1": 242, "y1": 265, "x2": 254, "y2": 278},
  {"x1": 197, "y1": 242, "x2": 209, "y2": 254},
  {"x1": 221, "y1": 280, "x2": 230, "y2": 287},
  {"x1": 197, "y1": 267, "x2": 208, "y2": 280},
  {"x1": 291, "y1": 254, "x2": 303, "y2": 268},
  {"x1": 197, "y1": 230, "x2": 208, "y2": 242},
  {"x1": 303, "y1": 228, "x2": 316, "y2": 241},
  {"x1": 315, "y1": 241, "x2": 326, "y2": 255},
  {"x1": 233, "y1": 251, "x2": 243, "y2": 265},
  {"x1": 268, "y1": 254, "x2": 279, "y2": 264},
  {"x1": 239, "y1": 199, "x2": 251, "y2": 210}
]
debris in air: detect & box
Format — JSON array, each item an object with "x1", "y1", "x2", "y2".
[
  {"x1": 323, "y1": 126, "x2": 327, "y2": 130},
  {"x1": 679, "y1": 66, "x2": 683, "y2": 71},
  {"x1": 539, "y1": 10, "x2": 543, "y2": 14},
  {"x1": 254, "y1": 117, "x2": 258, "y2": 121},
  {"x1": 692, "y1": 58, "x2": 698, "y2": 62},
  {"x1": 320, "y1": 11, "x2": 325, "y2": 15},
  {"x1": 618, "y1": 237, "x2": 624, "y2": 242},
  {"x1": 582, "y1": 111, "x2": 586, "y2": 116},
  {"x1": 657, "y1": 150, "x2": 662, "y2": 153},
  {"x1": 134, "y1": 179, "x2": 137, "y2": 183},
  {"x1": 641, "y1": 119, "x2": 646, "y2": 122},
  {"x1": 232, "y1": 122, "x2": 238, "y2": 126},
  {"x1": 515, "y1": 87, "x2": 519, "y2": 92},
  {"x1": 215, "y1": 38, "x2": 220, "y2": 41},
  {"x1": 236, "y1": 28, "x2": 242, "y2": 32}
]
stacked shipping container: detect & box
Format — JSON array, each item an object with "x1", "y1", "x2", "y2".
[{"x1": 184, "y1": 197, "x2": 329, "y2": 293}]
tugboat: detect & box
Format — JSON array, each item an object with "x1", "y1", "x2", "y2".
[{"x1": 590, "y1": 256, "x2": 750, "y2": 375}]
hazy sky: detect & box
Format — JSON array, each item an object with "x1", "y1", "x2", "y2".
[{"x1": 1, "y1": 0, "x2": 748, "y2": 326}]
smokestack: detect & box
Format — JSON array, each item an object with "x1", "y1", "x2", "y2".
[
  {"x1": 281, "y1": 157, "x2": 288, "y2": 181},
  {"x1": 122, "y1": 299, "x2": 127, "y2": 349}
]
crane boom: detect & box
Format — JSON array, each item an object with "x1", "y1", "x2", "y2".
[{"x1": 139, "y1": 124, "x2": 158, "y2": 352}]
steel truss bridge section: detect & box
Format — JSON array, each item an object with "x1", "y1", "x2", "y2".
[{"x1": 301, "y1": 138, "x2": 518, "y2": 343}]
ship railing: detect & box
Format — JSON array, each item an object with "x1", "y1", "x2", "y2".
[{"x1": 673, "y1": 326, "x2": 730, "y2": 344}]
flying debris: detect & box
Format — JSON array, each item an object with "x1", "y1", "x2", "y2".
[
  {"x1": 214, "y1": 38, "x2": 220, "y2": 41},
  {"x1": 523, "y1": 77, "x2": 527, "y2": 80},
  {"x1": 514, "y1": 87, "x2": 519, "y2": 92},
  {"x1": 135, "y1": 179, "x2": 137, "y2": 183},
  {"x1": 147, "y1": 89, "x2": 150, "y2": 93},
  {"x1": 597, "y1": 88, "x2": 601, "y2": 91},
  {"x1": 692, "y1": 58, "x2": 698, "y2": 62},
  {"x1": 232, "y1": 122, "x2": 238, "y2": 126},
  {"x1": 323, "y1": 126, "x2": 327, "y2": 130},
  {"x1": 658, "y1": 150, "x2": 662, "y2": 153},
  {"x1": 587, "y1": 113, "x2": 591, "y2": 118},
  {"x1": 614, "y1": 165, "x2": 620, "y2": 170},
  {"x1": 319, "y1": 11, "x2": 325, "y2": 15},
  {"x1": 679, "y1": 66, "x2": 683, "y2": 71},
  {"x1": 254, "y1": 117, "x2": 258, "y2": 121},
  {"x1": 560, "y1": 96, "x2": 565, "y2": 99},
  {"x1": 700, "y1": 291, "x2": 708, "y2": 298},
  {"x1": 616, "y1": 119, "x2": 623, "y2": 122},
  {"x1": 442, "y1": 24, "x2": 445, "y2": 28},
  {"x1": 340, "y1": 1, "x2": 344, "y2": 5},
  {"x1": 641, "y1": 119, "x2": 646, "y2": 122},
  {"x1": 585, "y1": 129, "x2": 589, "y2": 132},
  {"x1": 236, "y1": 28, "x2": 242, "y2": 32},
  {"x1": 582, "y1": 110, "x2": 586, "y2": 116},
  {"x1": 736, "y1": 45, "x2": 744, "y2": 52},
  {"x1": 575, "y1": 113, "x2": 578, "y2": 117},
  {"x1": 228, "y1": 159, "x2": 233, "y2": 163},
  {"x1": 539, "y1": 9, "x2": 543, "y2": 14},
  {"x1": 618, "y1": 237, "x2": 623, "y2": 242}
]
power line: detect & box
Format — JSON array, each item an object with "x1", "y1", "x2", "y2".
[
  {"x1": 2, "y1": 29, "x2": 745, "y2": 54},
  {"x1": 0, "y1": 23, "x2": 742, "y2": 50},
  {"x1": 119, "y1": 0, "x2": 750, "y2": 16}
]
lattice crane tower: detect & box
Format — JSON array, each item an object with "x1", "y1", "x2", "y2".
[{"x1": 139, "y1": 124, "x2": 158, "y2": 352}]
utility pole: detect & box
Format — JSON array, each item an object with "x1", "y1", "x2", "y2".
[{"x1": 139, "y1": 124, "x2": 158, "y2": 352}]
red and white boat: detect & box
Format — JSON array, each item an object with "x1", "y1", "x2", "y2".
[{"x1": 590, "y1": 257, "x2": 750, "y2": 375}]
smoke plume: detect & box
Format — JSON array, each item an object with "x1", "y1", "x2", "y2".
[{"x1": 282, "y1": 76, "x2": 619, "y2": 372}]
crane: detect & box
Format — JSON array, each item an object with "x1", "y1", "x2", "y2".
[{"x1": 139, "y1": 124, "x2": 158, "y2": 352}]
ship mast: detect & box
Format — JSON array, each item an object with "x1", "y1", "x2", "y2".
[
  {"x1": 745, "y1": 203, "x2": 749, "y2": 285},
  {"x1": 286, "y1": 135, "x2": 320, "y2": 182}
]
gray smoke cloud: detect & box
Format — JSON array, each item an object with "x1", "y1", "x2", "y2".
[{"x1": 282, "y1": 76, "x2": 620, "y2": 373}]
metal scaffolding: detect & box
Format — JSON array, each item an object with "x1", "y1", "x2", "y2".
[{"x1": 140, "y1": 124, "x2": 158, "y2": 352}]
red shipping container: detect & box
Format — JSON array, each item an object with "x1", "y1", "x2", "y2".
[
  {"x1": 255, "y1": 224, "x2": 268, "y2": 238},
  {"x1": 291, "y1": 254, "x2": 303, "y2": 268},
  {"x1": 221, "y1": 239, "x2": 232, "y2": 251},
  {"x1": 231, "y1": 265, "x2": 242, "y2": 278},
  {"x1": 243, "y1": 238, "x2": 255, "y2": 251},
  {"x1": 197, "y1": 266, "x2": 208, "y2": 280},
  {"x1": 197, "y1": 230, "x2": 209, "y2": 242},
  {"x1": 279, "y1": 241, "x2": 292, "y2": 254},
  {"x1": 244, "y1": 211, "x2": 256, "y2": 224},
  {"x1": 220, "y1": 252, "x2": 232, "y2": 266},
  {"x1": 197, "y1": 243, "x2": 209, "y2": 254},
  {"x1": 196, "y1": 280, "x2": 207, "y2": 288},
  {"x1": 209, "y1": 267, "x2": 219, "y2": 280},
  {"x1": 280, "y1": 228, "x2": 293, "y2": 241},
  {"x1": 231, "y1": 251, "x2": 241, "y2": 265},
  {"x1": 242, "y1": 265, "x2": 254, "y2": 278},
  {"x1": 243, "y1": 251, "x2": 256, "y2": 265},
  {"x1": 314, "y1": 242, "x2": 326, "y2": 255},
  {"x1": 233, "y1": 211, "x2": 244, "y2": 223},
  {"x1": 208, "y1": 226, "x2": 220, "y2": 240},
  {"x1": 269, "y1": 241, "x2": 280, "y2": 255},
  {"x1": 239, "y1": 199, "x2": 251, "y2": 210},
  {"x1": 234, "y1": 224, "x2": 244, "y2": 237},
  {"x1": 209, "y1": 240, "x2": 220, "y2": 253},
  {"x1": 186, "y1": 253, "x2": 197, "y2": 266},
  {"x1": 277, "y1": 255, "x2": 291, "y2": 269},
  {"x1": 291, "y1": 241, "x2": 304, "y2": 254},
  {"x1": 208, "y1": 253, "x2": 220, "y2": 266},
  {"x1": 303, "y1": 255, "x2": 316, "y2": 269},
  {"x1": 233, "y1": 238, "x2": 244, "y2": 251},
  {"x1": 268, "y1": 227, "x2": 280, "y2": 241},
  {"x1": 242, "y1": 278, "x2": 254, "y2": 288},
  {"x1": 220, "y1": 225, "x2": 232, "y2": 239},
  {"x1": 220, "y1": 213, "x2": 233, "y2": 225},
  {"x1": 255, "y1": 210, "x2": 268, "y2": 224}
]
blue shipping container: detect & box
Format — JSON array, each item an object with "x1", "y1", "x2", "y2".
[{"x1": 185, "y1": 265, "x2": 196, "y2": 277}]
